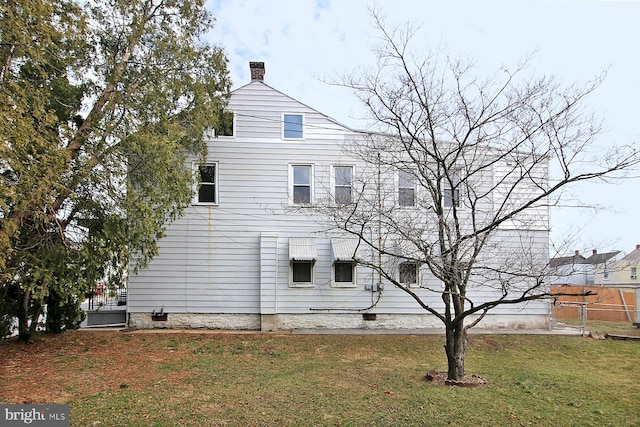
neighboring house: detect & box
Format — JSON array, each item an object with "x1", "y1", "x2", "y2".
[
  {"x1": 594, "y1": 245, "x2": 640, "y2": 287},
  {"x1": 551, "y1": 247, "x2": 638, "y2": 323},
  {"x1": 126, "y1": 62, "x2": 550, "y2": 331},
  {"x1": 549, "y1": 251, "x2": 589, "y2": 285},
  {"x1": 550, "y1": 249, "x2": 621, "y2": 285}
]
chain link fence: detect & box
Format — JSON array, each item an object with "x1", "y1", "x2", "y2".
[{"x1": 550, "y1": 285, "x2": 636, "y2": 333}]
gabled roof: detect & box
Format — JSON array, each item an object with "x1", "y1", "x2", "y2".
[
  {"x1": 621, "y1": 247, "x2": 640, "y2": 261},
  {"x1": 549, "y1": 254, "x2": 588, "y2": 268},
  {"x1": 231, "y1": 79, "x2": 356, "y2": 132},
  {"x1": 584, "y1": 251, "x2": 620, "y2": 265},
  {"x1": 549, "y1": 249, "x2": 622, "y2": 268}
]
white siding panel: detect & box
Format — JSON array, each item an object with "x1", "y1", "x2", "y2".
[{"x1": 128, "y1": 79, "x2": 550, "y2": 327}]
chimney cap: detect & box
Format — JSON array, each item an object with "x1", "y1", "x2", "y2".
[{"x1": 249, "y1": 61, "x2": 265, "y2": 81}]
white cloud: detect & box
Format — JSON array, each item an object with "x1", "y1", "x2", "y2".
[{"x1": 206, "y1": 0, "x2": 640, "y2": 254}]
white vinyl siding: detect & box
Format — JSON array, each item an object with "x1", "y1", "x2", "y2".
[{"x1": 127, "y1": 79, "x2": 551, "y2": 322}]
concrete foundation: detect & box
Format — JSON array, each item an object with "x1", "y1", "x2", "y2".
[{"x1": 128, "y1": 312, "x2": 549, "y2": 331}]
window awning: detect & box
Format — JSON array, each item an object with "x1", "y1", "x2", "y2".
[
  {"x1": 289, "y1": 238, "x2": 317, "y2": 261},
  {"x1": 331, "y1": 238, "x2": 359, "y2": 261}
]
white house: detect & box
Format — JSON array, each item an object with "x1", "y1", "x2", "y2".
[
  {"x1": 549, "y1": 249, "x2": 621, "y2": 286},
  {"x1": 126, "y1": 62, "x2": 550, "y2": 331}
]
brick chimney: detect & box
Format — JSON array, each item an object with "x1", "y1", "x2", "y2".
[
  {"x1": 592, "y1": 249, "x2": 597, "y2": 255},
  {"x1": 250, "y1": 61, "x2": 265, "y2": 81},
  {"x1": 574, "y1": 250, "x2": 580, "y2": 256},
  {"x1": 636, "y1": 244, "x2": 640, "y2": 250}
]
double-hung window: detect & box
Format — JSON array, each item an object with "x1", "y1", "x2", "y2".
[
  {"x1": 197, "y1": 163, "x2": 218, "y2": 204},
  {"x1": 333, "y1": 166, "x2": 353, "y2": 205},
  {"x1": 443, "y1": 172, "x2": 461, "y2": 208},
  {"x1": 398, "y1": 170, "x2": 416, "y2": 207},
  {"x1": 283, "y1": 113, "x2": 304, "y2": 139},
  {"x1": 290, "y1": 165, "x2": 313, "y2": 205},
  {"x1": 631, "y1": 267, "x2": 638, "y2": 280}
]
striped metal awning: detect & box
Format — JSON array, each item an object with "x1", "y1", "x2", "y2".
[
  {"x1": 289, "y1": 238, "x2": 317, "y2": 261},
  {"x1": 331, "y1": 238, "x2": 359, "y2": 261}
]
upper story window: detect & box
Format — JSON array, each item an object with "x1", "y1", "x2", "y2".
[
  {"x1": 631, "y1": 267, "x2": 637, "y2": 280},
  {"x1": 197, "y1": 163, "x2": 218, "y2": 204},
  {"x1": 443, "y1": 172, "x2": 461, "y2": 208},
  {"x1": 290, "y1": 164, "x2": 313, "y2": 205},
  {"x1": 215, "y1": 110, "x2": 234, "y2": 136},
  {"x1": 333, "y1": 166, "x2": 353, "y2": 205},
  {"x1": 283, "y1": 113, "x2": 304, "y2": 139},
  {"x1": 398, "y1": 170, "x2": 416, "y2": 207},
  {"x1": 399, "y1": 261, "x2": 418, "y2": 285}
]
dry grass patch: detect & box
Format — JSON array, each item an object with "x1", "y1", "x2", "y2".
[{"x1": 1, "y1": 330, "x2": 639, "y2": 426}]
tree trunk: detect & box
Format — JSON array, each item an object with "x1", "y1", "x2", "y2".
[
  {"x1": 17, "y1": 287, "x2": 31, "y2": 343},
  {"x1": 445, "y1": 322, "x2": 467, "y2": 381}
]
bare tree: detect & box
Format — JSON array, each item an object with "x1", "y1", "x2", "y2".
[{"x1": 314, "y1": 15, "x2": 640, "y2": 382}]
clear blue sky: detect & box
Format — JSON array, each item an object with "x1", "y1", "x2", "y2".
[{"x1": 206, "y1": 0, "x2": 640, "y2": 256}]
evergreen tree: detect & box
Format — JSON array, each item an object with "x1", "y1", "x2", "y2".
[{"x1": 0, "y1": 0, "x2": 231, "y2": 341}]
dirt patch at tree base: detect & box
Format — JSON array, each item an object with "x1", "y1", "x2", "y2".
[{"x1": 424, "y1": 369, "x2": 487, "y2": 388}]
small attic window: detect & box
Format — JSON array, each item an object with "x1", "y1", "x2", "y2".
[
  {"x1": 215, "y1": 110, "x2": 234, "y2": 137},
  {"x1": 283, "y1": 114, "x2": 303, "y2": 139}
]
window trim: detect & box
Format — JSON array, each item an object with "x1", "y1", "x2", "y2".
[
  {"x1": 330, "y1": 238, "x2": 360, "y2": 288},
  {"x1": 631, "y1": 266, "x2": 637, "y2": 280},
  {"x1": 193, "y1": 162, "x2": 219, "y2": 205},
  {"x1": 289, "y1": 164, "x2": 314, "y2": 205},
  {"x1": 331, "y1": 165, "x2": 354, "y2": 205},
  {"x1": 397, "y1": 169, "x2": 416, "y2": 208},
  {"x1": 290, "y1": 260, "x2": 315, "y2": 287},
  {"x1": 282, "y1": 113, "x2": 305, "y2": 140},
  {"x1": 215, "y1": 110, "x2": 235, "y2": 137},
  {"x1": 443, "y1": 170, "x2": 462, "y2": 208},
  {"x1": 398, "y1": 260, "x2": 419, "y2": 287},
  {"x1": 289, "y1": 238, "x2": 317, "y2": 287},
  {"x1": 332, "y1": 261, "x2": 357, "y2": 288}
]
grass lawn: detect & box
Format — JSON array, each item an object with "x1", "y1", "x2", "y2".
[{"x1": 1, "y1": 330, "x2": 639, "y2": 426}]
